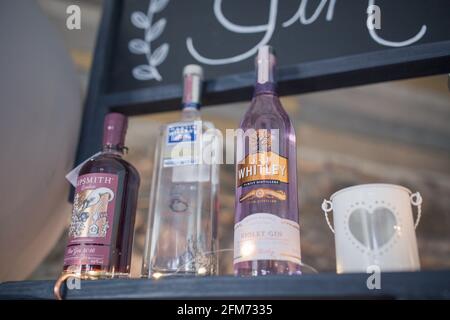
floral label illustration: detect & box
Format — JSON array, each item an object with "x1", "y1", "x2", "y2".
[
  {"x1": 69, "y1": 173, "x2": 118, "y2": 244},
  {"x1": 64, "y1": 173, "x2": 118, "y2": 266}
]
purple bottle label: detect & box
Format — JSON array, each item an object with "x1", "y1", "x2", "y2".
[{"x1": 64, "y1": 173, "x2": 118, "y2": 267}]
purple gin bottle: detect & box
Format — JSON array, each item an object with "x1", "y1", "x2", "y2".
[
  {"x1": 234, "y1": 46, "x2": 302, "y2": 276},
  {"x1": 63, "y1": 113, "x2": 140, "y2": 279}
]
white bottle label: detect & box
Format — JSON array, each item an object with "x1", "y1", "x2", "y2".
[
  {"x1": 164, "y1": 122, "x2": 200, "y2": 168},
  {"x1": 233, "y1": 213, "x2": 301, "y2": 264}
]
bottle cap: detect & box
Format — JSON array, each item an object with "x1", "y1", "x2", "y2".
[
  {"x1": 256, "y1": 45, "x2": 277, "y2": 84},
  {"x1": 183, "y1": 65, "x2": 203, "y2": 106},
  {"x1": 102, "y1": 112, "x2": 128, "y2": 148},
  {"x1": 183, "y1": 64, "x2": 204, "y2": 80}
]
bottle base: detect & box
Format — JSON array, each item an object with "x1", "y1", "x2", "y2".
[
  {"x1": 234, "y1": 260, "x2": 303, "y2": 276},
  {"x1": 148, "y1": 268, "x2": 216, "y2": 279},
  {"x1": 61, "y1": 268, "x2": 130, "y2": 280}
]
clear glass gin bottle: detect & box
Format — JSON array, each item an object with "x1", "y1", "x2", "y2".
[{"x1": 142, "y1": 65, "x2": 219, "y2": 278}]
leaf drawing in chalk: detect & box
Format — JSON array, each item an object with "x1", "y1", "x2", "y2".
[
  {"x1": 128, "y1": 39, "x2": 149, "y2": 54},
  {"x1": 133, "y1": 65, "x2": 162, "y2": 81},
  {"x1": 129, "y1": 0, "x2": 170, "y2": 81},
  {"x1": 131, "y1": 11, "x2": 150, "y2": 29},
  {"x1": 145, "y1": 18, "x2": 166, "y2": 42},
  {"x1": 150, "y1": 43, "x2": 169, "y2": 66},
  {"x1": 150, "y1": 0, "x2": 169, "y2": 13}
]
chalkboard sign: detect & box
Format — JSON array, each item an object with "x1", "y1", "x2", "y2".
[
  {"x1": 77, "y1": 0, "x2": 450, "y2": 168},
  {"x1": 109, "y1": 0, "x2": 450, "y2": 93}
]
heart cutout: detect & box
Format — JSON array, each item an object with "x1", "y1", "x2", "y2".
[{"x1": 348, "y1": 207, "x2": 397, "y2": 250}]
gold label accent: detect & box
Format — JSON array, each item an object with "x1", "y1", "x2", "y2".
[
  {"x1": 237, "y1": 151, "x2": 288, "y2": 187},
  {"x1": 239, "y1": 188, "x2": 286, "y2": 202}
]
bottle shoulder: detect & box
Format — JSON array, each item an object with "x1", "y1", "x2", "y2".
[
  {"x1": 119, "y1": 156, "x2": 140, "y2": 181},
  {"x1": 241, "y1": 96, "x2": 292, "y2": 129},
  {"x1": 79, "y1": 153, "x2": 140, "y2": 182}
]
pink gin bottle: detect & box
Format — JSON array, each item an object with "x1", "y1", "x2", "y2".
[
  {"x1": 63, "y1": 113, "x2": 140, "y2": 279},
  {"x1": 234, "y1": 46, "x2": 302, "y2": 276}
]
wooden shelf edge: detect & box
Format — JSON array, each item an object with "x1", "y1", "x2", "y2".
[{"x1": 1, "y1": 271, "x2": 449, "y2": 300}]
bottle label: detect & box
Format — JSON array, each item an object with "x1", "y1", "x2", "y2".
[
  {"x1": 64, "y1": 173, "x2": 119, "y2": 267},
  {"x1": 65, "y1": 152, "x2": 102, "y2": 187},
  {"x1": 237, "y1": 151, "x2": 288, "y2": 187},
  {"x1": 167, "y1": 123, "x2": 198, "y2": 144},
  {"x1": 164, "y1": 122, "x2": 200, "y2": 167},
  {"x1": 233, "y1": 213, "x2": 301, "y2": 264},
  {"x1": 64, "y1": 245, "x2": 111, "y2": 267},
  {"x1": 237, "y1": 129, "x2": 288, "y2": 204}
]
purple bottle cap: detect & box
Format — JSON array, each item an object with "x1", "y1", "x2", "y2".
[{"x1": 102, "y1": 112, "x2": 128, "y2": 148}]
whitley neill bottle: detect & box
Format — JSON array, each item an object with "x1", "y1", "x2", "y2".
[
  {"x1": 62, "y1": 113, "x2": 140, "y2": 279},
  {"x1": 234, "y1": 46, "x2": 301, "y2": 276}
]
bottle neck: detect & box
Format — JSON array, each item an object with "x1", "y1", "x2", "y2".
[
  {"x1": 102, "y1": 144, "x2": 125, "y2": 156},
  {"x1": 181, "y1": 106, "x2": 201, "y2": 121},
  {"x1": 254, "y1": 82, "x2": 277, "y2": 96},
  {"x1": 254, "y1": 47, "x2": 277, "y2": 96},
  {"x1": 181, "y1": 72, "x2": 202, "y2": 120},
  {"x1": 102, "y1": 113, "x2": 127, "y2": 153},
  {"x1": 182, "y1": 73, "x2": 202, "y2": 109}
]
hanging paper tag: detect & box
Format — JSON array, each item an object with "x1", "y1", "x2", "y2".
[{"x1": 65, "y1": 152, "x2": 102, "y2": 187}]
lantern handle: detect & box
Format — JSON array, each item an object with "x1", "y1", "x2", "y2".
[
  {"x1": 321, "y1": 199, "x2": 335, "y2": 233},
  {"x1": 410, "y1": 192, "x2": 422, "y2": 229}
]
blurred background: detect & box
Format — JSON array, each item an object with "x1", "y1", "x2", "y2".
[{"x1": 1, "y1": 1, "x2": 448, "y2": 280}]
